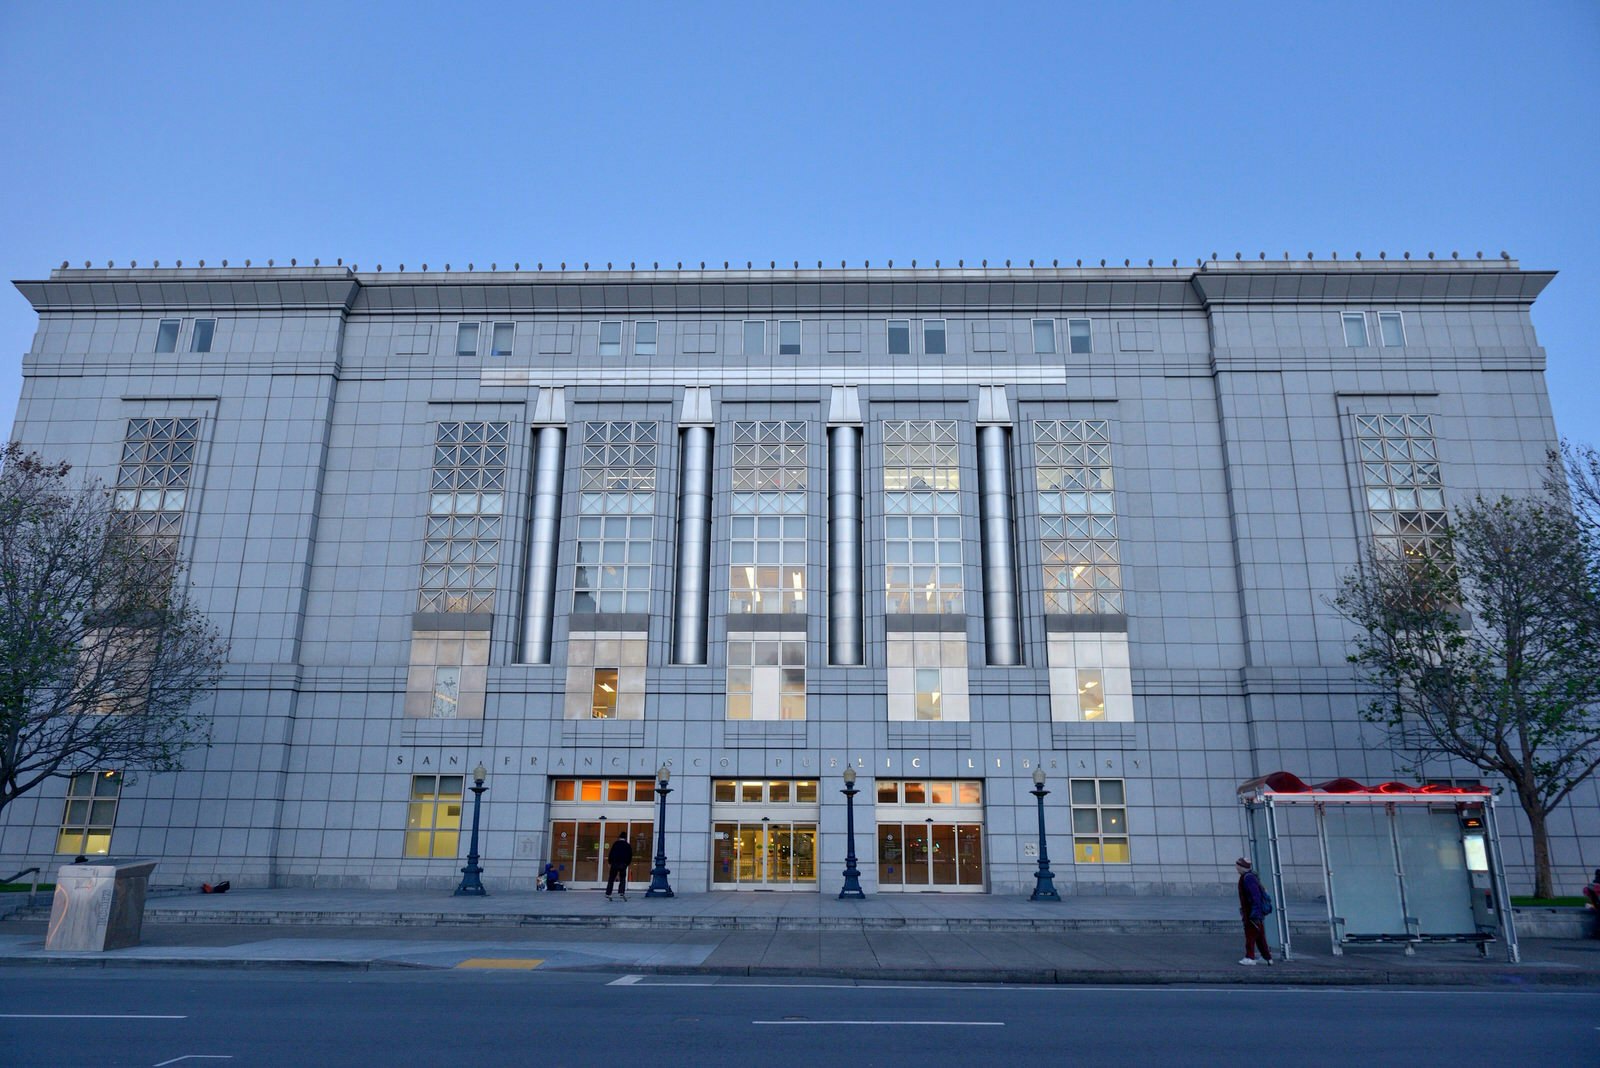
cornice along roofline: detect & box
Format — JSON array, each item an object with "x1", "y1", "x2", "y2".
[{"x1": 13, "y1": 259, "x2": 1554, "y2": 314}]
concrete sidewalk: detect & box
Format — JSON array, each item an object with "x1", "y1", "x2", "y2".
[{"x1": 2, "y1": 886, "x2": 1595, "y2": 986}]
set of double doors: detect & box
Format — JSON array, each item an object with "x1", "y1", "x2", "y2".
[
  {"x1": 548, "y1": 819, "x2": 654, "y2": 886},
  {"x1": 876, "y1": 822, "x2": 985, "y2": 890},
  {"x1": 712, "y1": 821, "x2": 817, "y2": 888}
]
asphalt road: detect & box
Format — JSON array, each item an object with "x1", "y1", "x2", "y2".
[{"x1": 2, "y1": 967, "x2": 1596, "y2": 1067}]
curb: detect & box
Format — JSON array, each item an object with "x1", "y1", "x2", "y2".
[{"x1": 0, "y1": 954, "x2": 1594, "y2": 987}]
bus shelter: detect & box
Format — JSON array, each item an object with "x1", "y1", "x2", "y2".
[{"x1": 1238, "y1": 772, "x2": 1518, "y2": 963}]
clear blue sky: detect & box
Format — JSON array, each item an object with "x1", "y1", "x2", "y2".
[{"x1": 1, "y1": 2, "x2": 1595, "y2": 445}]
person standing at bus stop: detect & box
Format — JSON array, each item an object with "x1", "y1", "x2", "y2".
[
  {"x1": 605, "y1": 831, "x2": 633, "y2": 901},
  {"x1": 1236, "y1": 857, "x2": 1274, "y2": 965}
]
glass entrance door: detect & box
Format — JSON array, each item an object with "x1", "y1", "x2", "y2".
[
  {"x1": 874, "y1": 780, "x2": 986, "y2": 891},
  {"x1": 712, "y1": 822, "x2": 818, "y2": 888}
]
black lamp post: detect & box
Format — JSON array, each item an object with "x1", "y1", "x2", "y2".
[
  {"x1": 1029, "y1": 767, "x2": 1060, "y2": 902},
  {"x1": 454, "y1": 762, "x2": 489, "y2": 896},
  {"x1": 644, "y1": 764, "x2": 675, "y2": 898},
  {"x1": 839, "y1": 766, "x2": 866, "y2": 899}
]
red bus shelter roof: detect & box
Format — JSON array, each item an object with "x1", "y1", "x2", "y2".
[{"x1": 1237, "y1": 771, "x2": 1490, "y2": 799}]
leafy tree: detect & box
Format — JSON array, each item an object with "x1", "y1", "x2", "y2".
[
  {"x1": 0, "y1": 443, "x2": 227, "y2": 820},
  {"x1": 1334, "y1": 486, "x2": 1600, "y2": 898}
]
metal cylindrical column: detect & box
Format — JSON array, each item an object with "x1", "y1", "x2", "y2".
[
  {"x1": 828, "y1": 425, "x2": 864, "y2": 666},
  {"x1": 977, "y1": 425, "x2": 1021, "y2": 665},
  {"x1": 672, "y1": 426, "x2": 713, "y2": 664},
  {"x1": 520, "y1": 425, "x2": 566, "y2": 664}
]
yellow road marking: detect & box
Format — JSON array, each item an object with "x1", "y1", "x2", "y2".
[{"x1": 456, "y1": 958, "x2": 544, "y2": 970}]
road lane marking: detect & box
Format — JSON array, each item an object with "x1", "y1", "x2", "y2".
[
  {"x1": 609, "y1": 980, "x2": 1599, "y2": 997},
  {"x1": 1, "y1": 1014, "x2": 187, "y2": 1020},
  {"x1": 455, "y1": 958, "x2": 544, "y2": 970},
  {"x1": 609, "y1": 975, "x2": 644, "y2": 985},
  {"x1": 152, "y1": 1058, "x2": 233, "y2": 1066},
  {"x1": 753, "y1": 1020, "x2": 1003, "y2": 1026}
]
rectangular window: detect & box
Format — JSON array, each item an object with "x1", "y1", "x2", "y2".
[
  {"x1": 743, "y1": 320, "x2": 765, "y2": 356},
  {"x1": 573, "y1": 421, "x2": 658, "y2": 613},
  {"x1": 922, "y1": 319, "x2": 946, "y2": 356},
  {"x1": 155, "y1": 319, "x2": 180, "y2": 353},
  {"x1": 1034, "y1": 419, "x2": 1122, "y2": 614},
  {"x1": 56, "y1": 771, "x2": 122, "y2": 855},
  {"x1": 113, "y1": 417, "x2": 201, "y2": 575},
  {"x1": 454, "y1": 322, "x2": 480, "y2": 357},
  {"x1": 1070, "y1": 778, "x2": 1129, "y2": 863},
  {"x1": 1342, "y1": 312, "x2": 1369, "y2": 347},
  {"x1": 1379, "y1": 311, "x2": 1405, "y2": 347},
  {"x1": 726, "y1": 635, "x2": 806, "y2": 720},
  {"x1": 404, "y1": 774, "x2": 464, "y2": 858},
  {"x1": 635, "y1": 321, "x2": 658, "y2": 356},
  {"x1": 190, "y1": 319, "x2": 215, "y2": 353},
  {"x1": 1067, "y1": 318, "x2": 1092, "y2": 355},
  {"x1": 491, "y1": 322, "x2": 515, "y2": 357},
  {"x1": 887, "y1": 635, "x2": 969, "y2": 721},
  {"x1": 418, "y1": 422, "x2": 510, "y2": 613},
  {"x1": 1354, "y1": 414, "x2": 1448, "y2": 561},
  {"x1": 779, "y1": 320, "x2": 801, "y2": 355},
  {"x1": 590, "y1": 667, "x2": 619, "y2": 718},
  {"x1": 599, "y1": 321, "x2": 622, "y2": 356},
  {"x1": 1032, "y1": 319, "x2": 1056, "y2": 354},
  {"x1": 728, "y1": 421, "x2": 808, "y2": 614},
  {"x1": 883, "y1": 420, "x2": 963, "y2": 614},
  {"x1": 887, "y1": 320, "x2": 911, "y2": 355},
  {"x1": 430, "y1": 666, "x2": 461, "y2": 719}
]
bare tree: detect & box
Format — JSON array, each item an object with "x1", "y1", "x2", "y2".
[
  {"x1": 1334, "y1": 491, "x2": 1600, "y2": 897},
  {"x1": 1554, "y1": 438, "x2": 1600, "y2": 541},
  {"x1": 0, "y1": 443, "x2": 228, "y2": 820}
]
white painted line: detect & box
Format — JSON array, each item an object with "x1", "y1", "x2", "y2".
[
  {"x1": 613, "y1": 980, "x2": 1599, "y2": 997},
  {"x1": 152, "y1": 1058, "x2": 233, "y2": 1066},
  {"x1": 754, "y1": 1020, "x2": 1003, "y2": 1027},
  {"x1": 608, "y1": 974, "x2": 644, "y2": 986},
  {"x1": 1, "y1": 1014, "x2": 187, "y2": 1020}
]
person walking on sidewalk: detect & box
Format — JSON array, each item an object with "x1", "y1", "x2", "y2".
[
  {"x1": 1236, "y1": 857, "x2": 1273, "y2": 966},
  {"x1": 605, "y1": 831, "x2": 633, "y2": 901}
]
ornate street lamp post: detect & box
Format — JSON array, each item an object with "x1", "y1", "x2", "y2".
[
  {"x1": 454, "y1": 762, "x2": 489, "y2": 896},
  {"x1": 1029, "y1": 767, "x2": 1060, "y2": 902},
  {"x1": 645, "y1": 764, "x2": 675, "y2": 898},
  {"x1": 839, "y1": 766, "x2": 865, "y2": 899}
]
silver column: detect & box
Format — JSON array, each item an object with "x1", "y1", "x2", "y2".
[
  {"x1": 672, "y1": 426, "x2": 713, "y2": 664},
  {"x1": 977, "y1": 424, "x2": 1022, "y2": 665},
  {"x1": 828, "y1": 425, "x2": 864, "y2": 665},
  {"x1": 521, "y1": 425, "x2": 566, "y2": 664}
]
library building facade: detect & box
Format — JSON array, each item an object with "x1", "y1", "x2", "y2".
[{"x1": 3, "y1": 257, "x2": 1595, "y2": 897}]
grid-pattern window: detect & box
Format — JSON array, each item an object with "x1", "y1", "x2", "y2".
[
  {"x1": 1035, "y1": 419, "x2": 1122, "y2": 614},
  {"x1": 155, "y1": 319, "x2": 179, "y2": 353},
  {"x1": 491, "y1": 322, "x2": 515, "y2": 356},
  {"x1": 883, "y1": 420, "x2": 963, "y2": 614},
  {"x1": 563, "y1": 632, "x2": 648, "y2": 719},
  {"x1": 56, "y1": 771, "x2": 122, "y2": 855},
  {"x1": 1354, "y1": 415, "x2": 1447, "y2": 560},
  {"x1": 887, "y1": 635, "x2": 970, "y2": 721},
  {"x1": 779, "y1": 320, "x2": 801, "y2": 355},
  {"x1": 190, "y1": 319, "x2": 215, "y2": 353},
  {"x1": 729, "y1": 421, "x2": 807, "y2": 614},
  {"x1": 113, "y1": 417, "x2": 200, "y2": 570},
  {"x1": 456, "y1": 322, "x2": 480, "y2": 356},
  {"x1": 404, "y1": 774, "x2": 463, "y2": 858},
  {"x1": 727, "y1": 634, "x2": 806, "y2": 720},
  {"x1": 1067, "y1": 318, "x2": 1092, "y2": 354},
  {"x1": 634, "y1": 321, "x2": 658, "y2": 356},
  {"x1": 574, "y1": 421, "x2": 658, "y2": 614},
  {"x1": 1032, "y1": 319, "x2": 1056, "y2": 354},
  {"x1": 1070, "y1": 778, "x2": 1129, "y2": 863},
  {"x1": 418, "y1": 422, "x2": 509, "y2": 614}
]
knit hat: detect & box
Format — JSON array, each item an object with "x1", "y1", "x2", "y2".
[{"x1": 1235, "y1": 857, "x2": 1252, "y2": 870}]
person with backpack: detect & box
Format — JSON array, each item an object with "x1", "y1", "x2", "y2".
[
  {"x1": 1236, "y1": 857, "x2": 1274, "y2": 965},
  {"x1": 605, "y1": 831, "x2": 633, "y2": 901}
]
